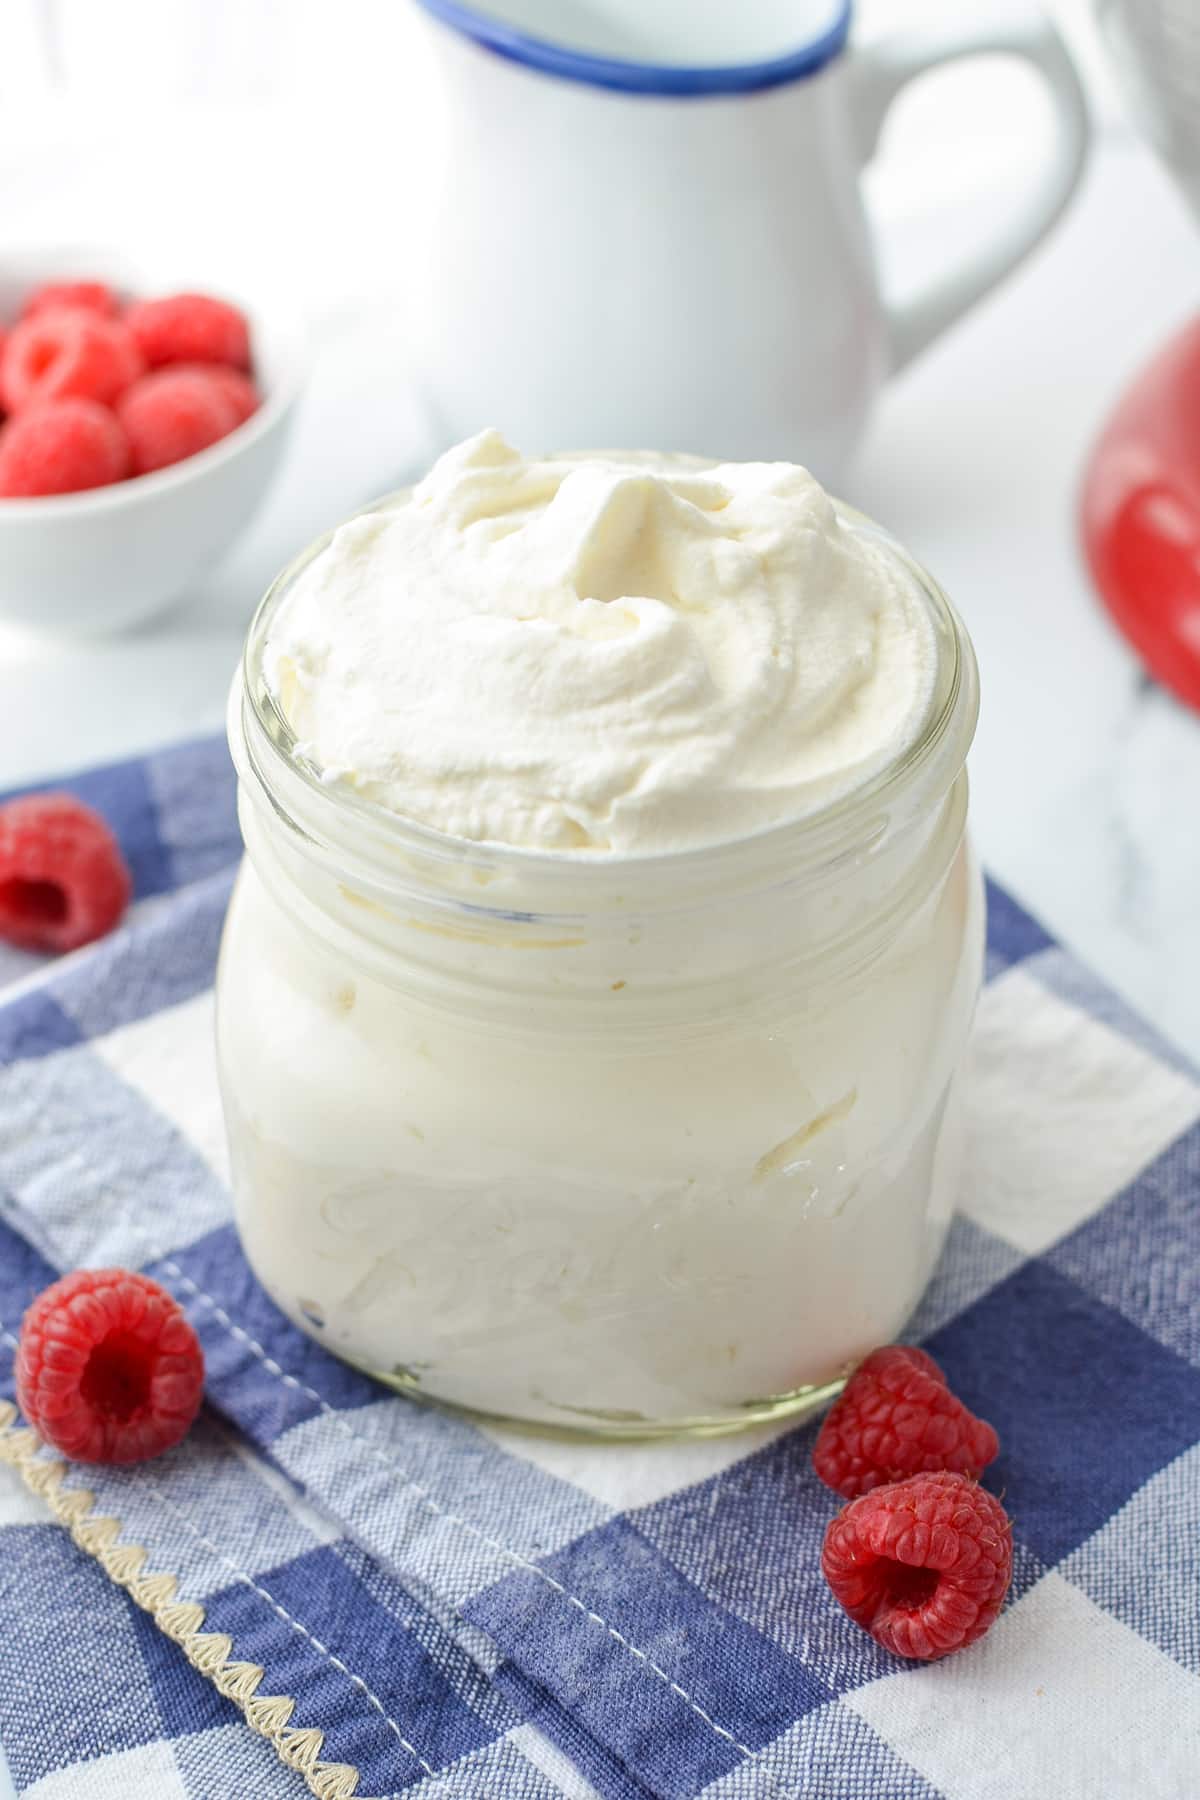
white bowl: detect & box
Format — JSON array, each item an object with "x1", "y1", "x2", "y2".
[{"x1": 0, "y1": 249, "x2": 306, "y2": 636}]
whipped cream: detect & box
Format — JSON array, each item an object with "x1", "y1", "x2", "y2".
[
  {"x1": 220, "y1": 441, "x2": 983, "y2": 1432},
  {"x1": 264, "y1": 431, "x2": 937, "y2": 855}
]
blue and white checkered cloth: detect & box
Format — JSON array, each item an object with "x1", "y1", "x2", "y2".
[{"x1": 1, "y1": 735, "x2": 1198, "y2": 1800}]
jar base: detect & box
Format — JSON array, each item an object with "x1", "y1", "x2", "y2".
[{"x1": 347, "y1": 1359, "x2": 849, "y2": 1441}]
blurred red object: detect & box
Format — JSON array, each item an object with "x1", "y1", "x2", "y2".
[{"x1": 1080, "y1": 314, "x2": 1200, "y2": 710}]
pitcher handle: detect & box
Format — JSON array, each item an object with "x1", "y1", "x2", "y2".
[{"x1": 851, "y1": 7, "x2": 1089, "y2": 373}]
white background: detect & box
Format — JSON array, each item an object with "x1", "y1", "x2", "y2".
[
  {"x1": 0, "y1": 19, "x2": 1194, "y2": 1072},
  {"x1": 1, "y1": 3, "x2": 1195, "y2": 1042}
]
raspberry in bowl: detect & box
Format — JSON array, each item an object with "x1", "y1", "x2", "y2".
[{"x1": 0, "y1": 249, "x2": 304, "y2": 635}]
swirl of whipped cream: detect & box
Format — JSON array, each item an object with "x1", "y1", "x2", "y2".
[{"x1": 264, "y1": 430, "x2": 937, "y2": 855}]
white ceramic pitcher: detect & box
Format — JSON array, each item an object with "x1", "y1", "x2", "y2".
[{"x1": 406, "y1": 0, "x2": 1089, "y2": 478}]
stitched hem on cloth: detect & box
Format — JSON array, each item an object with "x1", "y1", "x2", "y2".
[{"x1": 0, "y1": 1396, "x2": 388, "y2": 1800}]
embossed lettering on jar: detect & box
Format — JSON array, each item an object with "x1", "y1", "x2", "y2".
[{"x1": 217, "y1": 444, "x2": 983, "y2": 1435}]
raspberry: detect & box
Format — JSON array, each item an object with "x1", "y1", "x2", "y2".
[
  {"x1": 813, "y1": 1345, "x2": 999, "y2": 1499},
  {"x1": 0, "y1": 792, "x2": 131, "y2": 952},
  {"x1": 0, "y1": 398, "x2": 130, "y2": 498},
  {"x1": 116, "y1": 368, "x2": 238, "y2": 475},
  {"x1": 166, "y1": 361, "x2": 259, "y2": 426},
  {"x1": 16, "y1": 1269, "x2": 204, "y2": 1464},
  {"x1": 0, "y1": 309, "x2": 144, "y2": 413},
  {"x1": 21, "y1": 280, "x2": 120, "y2": 321},
  {"x1": 822, "y1": 1471, "x2": 1012, "y2": 1660},
  {"x1": 125, "y1": 292, "x2": 251, "y2": 371}
]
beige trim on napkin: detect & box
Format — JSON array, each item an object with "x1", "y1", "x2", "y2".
[{"x1": 0, "y1": 1400, "x2": 365, "y2": 1800}]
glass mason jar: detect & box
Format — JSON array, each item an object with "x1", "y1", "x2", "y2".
[{"x1": 217, "y1": 499, "x2": 983, "y2": 1437}]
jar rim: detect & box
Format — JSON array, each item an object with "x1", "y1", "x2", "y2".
[{"x1": 235, "y1": 488, "x2": 978, "y2": 900}]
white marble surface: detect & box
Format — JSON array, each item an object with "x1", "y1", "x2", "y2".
[
  {"x1": 853, "y1": 137, "x2": 1200, "y2": 1062},
  {"x1": 1, "y1": 128, "x2": 1197, "y2": 1060},
  {"x1": 851, "y1": 138, "x2": 1200, "y2": 1064}
]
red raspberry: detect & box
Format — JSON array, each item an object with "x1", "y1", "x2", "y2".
[
  {"x1": 16, "y1": 1269, "x2": 204, "y2": 1464},
  {"x1": 0, "y1": 309, "x2": 144, "y2": 413},
  {"x1": 125, "y1": 292, "x2": 251, "y2": 371},
  {"x1": 822, "y1": 1471, "x2": 1012, "y2": 1660},
  {"x1": 116, "y1": 368, "x2": 238, "y2": 475},
  {"x1": 21, "y1": 280, "x2": 120, "y2": 321},
  {"x1": 0, "y1": 792, "x2": 131, "y2": 952},
  {"x1": 0, "y1": 398, "x2": 130, "y2": 498},
  {"x1": 165, "y1": 361, "x2": 259, "y2": 426},
  {"x1": 813, "y1": 1345, "x2": 999, "y2": 1499}
]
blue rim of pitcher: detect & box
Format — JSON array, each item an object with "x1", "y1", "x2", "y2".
[{"x1": 412, "y1": 0, "x2": 852, "y2": 95}]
